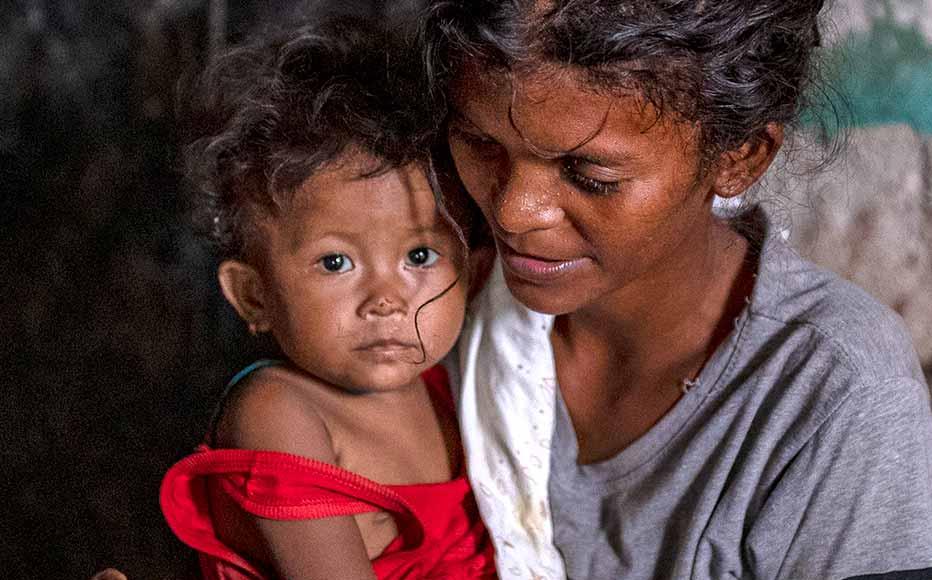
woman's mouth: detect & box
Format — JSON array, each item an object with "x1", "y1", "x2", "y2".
[{"x1": 497, "y1": 242, "x2": 590, "y2": 284}]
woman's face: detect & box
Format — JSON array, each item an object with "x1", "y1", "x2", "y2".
[{"x1": 448, "y1": 64, "x2": 721, "y2": 316}]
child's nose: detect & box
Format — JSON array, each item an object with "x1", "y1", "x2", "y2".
[{"x1": 358, "y1": 281, "x2": 409, "y2": 319}]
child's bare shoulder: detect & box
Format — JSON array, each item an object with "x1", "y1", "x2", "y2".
[{"x1": 214, "y1": 365, "x2": 338, "y2": 463}]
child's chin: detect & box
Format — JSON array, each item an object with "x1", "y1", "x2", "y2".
[{"x1": 344, "y1": 362, "x2": 430, "y2": 394}]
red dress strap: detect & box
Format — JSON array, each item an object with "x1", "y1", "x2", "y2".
[
  {"x1": 160, "y1": 446, "x2": 423, "y2": 578},
  {"x1": 160, "y1": 364, "x2": 495, "y2": 579}
]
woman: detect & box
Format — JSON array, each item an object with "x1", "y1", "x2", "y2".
[{"x1": 423, "y1": 1, "x2": 932, "y2": 578}]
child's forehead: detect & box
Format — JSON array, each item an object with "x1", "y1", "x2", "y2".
[
  {"x1": 279, "y1": 155, "x2": 444, "y2": 238},
  {"x1": 296, "y1": 152, "x2": 430, "y2": 206}
]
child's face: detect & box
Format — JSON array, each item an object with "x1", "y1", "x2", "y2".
[{"x1": 255, "y1": 152, "x2": 466, "y2": 393}]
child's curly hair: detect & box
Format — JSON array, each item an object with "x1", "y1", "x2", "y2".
[
  {"x1": 421, "y1": 0, "x2": 830, "y2": 167},
  {"x1": 180, "y1": 15, "x2": 442, "y2": 261}
]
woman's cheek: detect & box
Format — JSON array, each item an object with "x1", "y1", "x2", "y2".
[{"x1": 449, "y1": 142, "x2": 493, "y2": 205}]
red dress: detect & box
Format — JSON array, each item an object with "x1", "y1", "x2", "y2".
[{"x1": 160, "y1": 365, "x2": 496, "y2": 579}]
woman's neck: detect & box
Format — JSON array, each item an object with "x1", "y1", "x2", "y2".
[
  {"x1": 562, "y1": 219, "x2": 747, "y2": 360},
  {"x1": 551, "y1": 219, "x2": 754, "y2": 462}
]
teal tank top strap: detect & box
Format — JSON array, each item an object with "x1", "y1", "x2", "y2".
[
  {"x1": 226, "y1": 359, "x2": 283, "y2": 389},
  {"x1": 206, "y1": 358, "x2": 285, "y2": 446}
]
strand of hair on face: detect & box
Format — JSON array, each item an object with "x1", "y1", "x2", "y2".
[{"x1": 410, "y1": 274, "x2": 461, "y2": 365}]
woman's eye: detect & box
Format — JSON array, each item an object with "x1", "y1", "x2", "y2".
[
  {"x1": 459, "y1": 131, "x2": 494, "y2": 146},
  {"x1": 561, "y1": 158, "x2": 622, "y2": 196},
  {"x1": 406, "y1": 247, "x2": 440, "y2": 268},
  {"x1": 450, "y1": 126, "x2": 499, "y2": 152},
  {"x1": 319, "y1": 253, "x2": 354, "y2": 273}
]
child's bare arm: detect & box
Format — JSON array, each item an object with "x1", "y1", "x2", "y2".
[
  {"x1": 255, "y1": 518, "x2": 377, "y2": 580},
  {"x1": 215, "y1": 374, "x2": 378, "y2": 580}
]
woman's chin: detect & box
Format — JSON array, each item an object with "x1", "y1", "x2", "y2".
[{"x1": 501, "y1": 274, "x2": 587, "y2": 316}]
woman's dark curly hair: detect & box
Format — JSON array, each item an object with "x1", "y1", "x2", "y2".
[
  {"x1": 421, "y1": 0, "x2": 829, "y2": 165},
  {"x1": 180, "y1": 15, "x2": 442, "y2": 261}
]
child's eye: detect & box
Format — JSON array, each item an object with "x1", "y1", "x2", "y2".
[
  {"x1": 319, "y1": 253, "x2": 354, "y2": 273},
  {"x1": 406, "y1": 247, "x2": 440, "y2": 268}
]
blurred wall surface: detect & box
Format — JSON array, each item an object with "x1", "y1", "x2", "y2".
[
  {"x1": 831, "y1": 0, "x2": 932, "y2": 132},
  {"x1": 1, "y1": 2, "x2": 391, "y2": 578},
  {"x1": 1, "y1": 3, "x2": 254, "y2": 579},
  {"x1": 773, "y1": 0, "x2": 932, "y2": 378},
  {"x1": 2, "y1": 1, "x2": 931, "y2": 579}
]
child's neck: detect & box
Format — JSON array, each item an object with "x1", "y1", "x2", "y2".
[{"x1": 326, "y1": 379, "x2": 425, "y2": 400}]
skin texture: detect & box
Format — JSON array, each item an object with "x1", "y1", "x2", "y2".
[
  {"x1": 222, "y1": 153, "x2": 466, "y2": 394},
  {"x1": 449, "y1": 64, "x2": 780, "y2": 463},
  {"x1": 213, "y1": 151, "x2": 467, "y2": 578}
]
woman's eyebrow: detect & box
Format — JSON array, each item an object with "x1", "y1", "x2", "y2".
[
  {"x1": 567, "y1": 148, "x2": 640, "y2": 168},
  {"x1": 451, "y1": 105, "x2": 638, "y2": 167},
  {"x1": 449, "y1": 109, "x2": 486, "y2": 132}
]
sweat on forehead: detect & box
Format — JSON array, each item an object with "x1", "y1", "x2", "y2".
[
  {"x1": 451, "y1": 62, "x2": 698, "y2": 162},
  {"x1": 423, "y1": 0, "x2": 826, "y2": 156}
]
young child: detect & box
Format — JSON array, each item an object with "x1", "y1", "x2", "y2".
[{"x1": 159, "y1": 17, "x2": 495, "y2": 580}]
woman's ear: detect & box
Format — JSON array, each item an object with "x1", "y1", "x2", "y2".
[
  {"x1": 712, "y1": 122, "x2": 784, "y2": 198},
  {"x1": 217, "y1": 260, "x2": 272, "y2": 334}
]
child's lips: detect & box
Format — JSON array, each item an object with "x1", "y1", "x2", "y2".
[
  {"x1": 354, "y1": 338, "x2": 420, "y2": 352},
  {"x1": 353, "y1": 338, "x2": 422, "y2": 363}
]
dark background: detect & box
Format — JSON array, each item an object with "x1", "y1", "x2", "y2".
[
  {"x1": 0, "y1": 1, "x2": 411, "y2": 578},
  {"x1": 5, "y1": 1, "x2": 932, "y2": 579}
]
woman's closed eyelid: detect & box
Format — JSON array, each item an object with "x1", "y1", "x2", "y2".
[
  {"x1": 567, "y1": 157, "x2": 627, "y2": 181},
  {"x1": 450, "y1": 108, "x2": 487, "y2": 131},
  {"x1": 561, "y1": 158, "x2": 624, "y2": 195},
  {"x1": 450, "y1": 125, "x2": 497, "y2": 144}
]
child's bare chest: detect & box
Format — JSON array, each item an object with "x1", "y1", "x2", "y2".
[
  {"x1": 334, "y1": 401, "x2": 458, "y2": 485},
  {"x1": 324, "y1": 394, "x2": 462, "y2": 558}
]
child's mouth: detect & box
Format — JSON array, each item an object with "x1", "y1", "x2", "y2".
[{"x1": 354, "y1": 339, "x2": 420, "y2": 353}]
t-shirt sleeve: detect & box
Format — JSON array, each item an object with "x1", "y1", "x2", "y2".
[{"x1": 746, "y1": 376, "x2": 932, "y2": 580}]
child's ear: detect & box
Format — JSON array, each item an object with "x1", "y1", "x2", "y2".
[
  {"x1": 217, "y1": 260, "x2": 272, "y2": 334},
  {"x1": 712, "y1": 122, "x2": 784, "y2": 198}
]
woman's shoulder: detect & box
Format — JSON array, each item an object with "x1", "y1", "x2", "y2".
[
  {"x1": 712, "y1": 234, "x2": 931, "y2": 496},
  {"x1": 745, "y1": 232, "x2": 923, "y2": 385}
]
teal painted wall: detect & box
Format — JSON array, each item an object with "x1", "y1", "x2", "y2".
[{"x1": 825, "y1": 0, "x2": 932, "y2": 133}]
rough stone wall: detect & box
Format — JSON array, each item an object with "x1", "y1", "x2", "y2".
[
  {"x1": 757, "y1": 126, "x2": 932, "y2": 380},
  {"x1": 759, "y1": 0, "x2": 932, "y2": 379},
  {"x1": 835, "y1": 0, "x2": 932, "y2": 42}
]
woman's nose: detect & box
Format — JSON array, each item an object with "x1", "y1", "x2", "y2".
[{"x1": 492, "y1": 164, "x2": 563, "y2": 235}]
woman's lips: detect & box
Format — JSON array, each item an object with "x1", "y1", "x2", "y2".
[{"x1": 498, "y1": 242, "x2": 590, "y2": 284}]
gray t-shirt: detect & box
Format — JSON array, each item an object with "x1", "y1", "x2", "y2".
[{"x1": 549, "y1": 215, "x2": 932, "y2": 579}]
